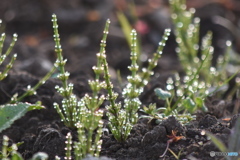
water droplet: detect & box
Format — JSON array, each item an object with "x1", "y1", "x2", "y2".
[
  {"x1": 171, "y1": 14, "x2": 177, "y2": 19},
  {"x1": 189, "y1": 8, "x2": 196, "y2": 14},
  {"x1": 176, "y1": 37, "x2": 182, "y2": 43},
  {"x1": 193, "y1": 57, "x2": 199, "y2": 63},
  {"x1": 180, "y1": 4, "x2": 186, "y2": 10},
  {"x1": 175, "y1": 47, "x2": 180, "y2": 53},
  {"x1": 226, "y1": 40, "x2": 232, "y2": 47},
  {"x1": 193, "y1": 44, "x2": 199, "y2": 50},
  {"x1": 13, "y1": 33, "x2": 18, "y2": 38},
  {"x1": 194, "y1": 17, "x2": 200, "y2": 24},
  {"x1": 177, "y1": 22, "x2": 183, "y2": 28}
]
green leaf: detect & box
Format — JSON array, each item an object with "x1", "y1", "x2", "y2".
[
  {"x1": 154, "y1": 88, "x2": 171, "y2": 100},
  {"x1": 31, "y1": 152, "x2": 48, "y2": 160},
  {"x1": 183, "y1": 97, "x2": 195, "y2": 113},
  {"x1": 206, "y1": 132, "x2": 227, "y2": 152},
  {"x1": 11, "y1": 152, "x2": 24, "y2": 160},
  {"x1": 156, "y1": 107, "x2": 167, "y2": 112},
  {"x1": 116, "y1": 11, "x2": 132, "y2": 48},
  {"x1": 229, "y1": 117, "x2": 240, "y2": 153},
  {"x1": 195, "y1": 97, "x2": 208, "y2": 112},
  {"x1": 0, "y1": 103, "x2": 45, "y2": 133}
]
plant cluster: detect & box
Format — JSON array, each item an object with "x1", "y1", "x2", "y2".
[
  {"x1": 139, "y1": 0, "x2": 237, "y2": 126},
  {"x1": 0, "y1": 135, "x2": 48, "y2": 160},
  {"x1": 147, "y1": 0, "x2": 235, "y2": 118},
  {"x1": 0, "y1": 0, "x2": 239, "y2": 159},
  {"x1": 104, "y1": 28, "x2": 170, "y2": 142},
  {"x1": 52, "y1": 14, "x2": 105, "y2": 159},
  {"x1": 0, "y1": 20, "x2": 46, "y2": 134},
  {"x1": 0, "y1": 27, "x2": 17, "y2": 81}
]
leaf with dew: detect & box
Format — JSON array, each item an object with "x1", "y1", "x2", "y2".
[{"x1": 0, "y1": 103, "x2": 44, "y2": 133}]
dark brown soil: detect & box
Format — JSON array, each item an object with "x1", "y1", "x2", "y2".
[{"x1": 0, "y1": 0, "x2": 240, "y2": 160}]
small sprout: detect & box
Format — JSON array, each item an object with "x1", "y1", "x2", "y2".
[{"x1": 160, "y1": 130, "x2": 185, "y2": 158}]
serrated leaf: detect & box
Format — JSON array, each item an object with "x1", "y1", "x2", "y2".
[
  {"x1": 154, "y1": 88, "x2": 171, "y2": 100},
  {"x1": 0, "y1": 103, "x2": 44, "y2": 133}
]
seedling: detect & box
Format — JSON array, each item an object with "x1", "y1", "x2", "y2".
[
  {"x1": 150, "y1": 0, "x2": 238, "y2": 117},
  {"x1": 0, "y1": 20, "x2": 49, "y2": 142},
  {"x1": 0, "y1": 27, "x2": 17, "y2": 81},
  {"x1": 105, "y1": 28, "x2": 171, "y2": 142},
  {"x1": 52, "y1": 14, "x2": 106, "y2": 159},
  {"x1": 160, "y1": 130, "x2": 185, "y2": 158},
  {"x1": 0, "y1": 135, "x2": 48, "y2": 160},
  {"x1": 140, "y1": 103, "x2": 196, "y2": 125}
]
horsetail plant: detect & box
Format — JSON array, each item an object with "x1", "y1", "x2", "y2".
[
  {"x1": 10, "y1": 66, "x2": 57, "y2": 103},
  {"x1": 0, "y1": 135, "x2": 21, "y2": 160},
  {"x1": 0, "y1": 25, "x2": 17, "y2": 81},
  {"x1": 0, "y1": 20, "x2": 46, "y2": 134},
  {"x1": 70, "y1": 19, "x2": 111, "y2": 159},
  {"x1": 1, "y1": 18, "x2": 58, "y2": 104},
  {"x1": 104, "y1": 28, "x2": 171, "y2": 142},
  {"x1": 1, "y1": 135, "x2": 48, "y2": 160},
  {"x1": 52, "y1": 14, "x2": 76, "y2": 128},
  {"x1": 52, "y1": 14, "x2": 106, "y2": 159},
  {"x1": 64, "y1": 133, "x2": 72, "y2": 160},
  {"x1": 155, "y1": 0, "x2": 235, "y2": 115}
]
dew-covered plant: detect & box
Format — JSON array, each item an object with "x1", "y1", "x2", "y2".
[
  {"x1": 0, "y1": 135, "x2": 48, "y2": 160},
  {"x1": 139, "y1": 0, "x2": 235, "y2": 124},
  {"x1": 0, "y1": 102, "x2": 44, "y2": 133},
  {"x1": 140, "y1": 102, "x2": 195, "y2": 125},
  {"x1": 0, "y1": 19, "x2": 56, "y2": 104},
  {"x1": 52, "y1": 14, "x2": 105, "y2": 159},
  {"x1": 140, "y1": 86, "x2": 195, "y2": 125},
  {"x1": 10, "y1": 66, "x2": 57, "y2": 103},
  {"x1": 0, "y1": 20, "x2": 46, "y2": 133},
  {"x1": 157, "y1": 0, "x2": 235, "y2": 115},
  {"x1": 0, "y1": 21, "x2": 17, "y2": 81},
  {"x1": 0, "y1": 135, "x2": 24, "y2": 160},
  {"x1": 103, "y1": 27, "x2": 171, "y2": 142}
]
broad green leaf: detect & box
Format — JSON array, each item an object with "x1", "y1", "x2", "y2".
[
  {"x1": 11, "y1": 152, "x2": 24, "y2": 160},
  {"x1": 0, "y1": 103, "x2": 44, "y2": 133},
  {"x1": 195, "y1": 97, "x2": 208, "y2": 112},
  {"x1": 183, "y1": 97, "x2": 195, "y2": 113},
  {"x1": 154, "y1": 88, "x2": 171, "y2": 100}
]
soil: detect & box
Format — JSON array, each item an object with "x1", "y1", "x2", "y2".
[{"x1": 0, "y1": 0, "x2": 240, "y2": 160}]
